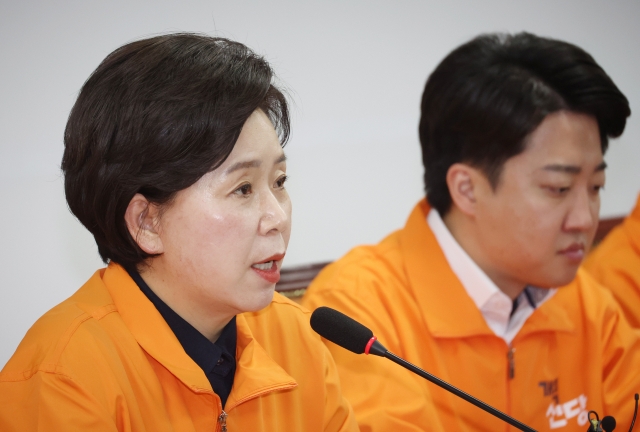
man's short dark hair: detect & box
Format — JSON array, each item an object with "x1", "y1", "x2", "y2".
[
  {"x1": 419, "y1": 32, "x2": 630, "y2": 215},
  {"x1": 62, "y1": 33, "x2": 290, "y2": 269}
]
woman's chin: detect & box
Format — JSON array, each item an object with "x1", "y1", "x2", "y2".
[{"x1": 238, "y1": 289, "x2": 276, "y2": 314}]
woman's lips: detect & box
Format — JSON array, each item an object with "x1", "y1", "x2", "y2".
[
  {"x1": 251, "y1": 253, "x2": 285, "y2": 284},
  {"x1": 558, "y1": 244, "x2": 585, "y2": 263}
]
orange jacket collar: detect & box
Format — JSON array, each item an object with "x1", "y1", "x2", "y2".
[
  {"x1": 226, "y1": 313, "x2": 297, "y2": 410},
  {"x1": 102, "y1": 263, "x2": 297, "y2": 404},
  {"x1": 398, "y1": 199, "x2": 574, "y2": 339}
]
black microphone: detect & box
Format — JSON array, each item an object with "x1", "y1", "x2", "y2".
[
  {"x1": 588, "y1": 411, "x2": 617, "y2": 432},
  {"x1": 602, "y1": 415, "x2": 617, "y2": 432},
  {"x1": 311, "y1": 306, "x2": 537, "y2": 432}
]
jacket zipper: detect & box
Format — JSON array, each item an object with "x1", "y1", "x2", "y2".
[
  {"x1": 217, "y1": 410, "x2": 227, "y2": 432},
  {"x1": 507, "y1": 346, "x2": 515, "y2": 380},
  {"x1": 214, "y1": 382, "x2": 296, "y2": 431},
  {"x1": 506, "y1": 345, "x2": 515, "y2": 432}
]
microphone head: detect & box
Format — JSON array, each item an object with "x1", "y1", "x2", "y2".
[
  {"x1": 310, "y1": 306, "x2": 374, "y2": 354},
  {"x1": 601, "y1": 416, "x2": 616, "y2": 432}
]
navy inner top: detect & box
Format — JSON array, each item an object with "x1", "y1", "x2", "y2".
[{"x1": 128, "y1": 269, "x2": 237, "y2": 408}]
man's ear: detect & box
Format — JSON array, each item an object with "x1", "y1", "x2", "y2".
[
  {"x1": 124, "y1": 194, "x2": 164, "y2": 255},
  {"x1": 446, "y1": 163, "x2": 482, "y2": 217}
]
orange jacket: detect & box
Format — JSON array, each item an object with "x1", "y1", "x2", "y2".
[
  {"x1": 584, "y1": 193, "x2": 640, "y2": 328},
  {"x1": 303, "y1": 200, "x2": 640, "y2": 432},
  {"x1": 0, "y1": 263, "x2": 359, "y2": 432}
]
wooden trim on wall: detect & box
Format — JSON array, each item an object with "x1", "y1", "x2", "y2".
[
  {"x1": 276, "y1": 262, "x2": 330, "y2": 297},
  {"x1": 593, "y1": 216, "x2": 624, "y2": 246}
]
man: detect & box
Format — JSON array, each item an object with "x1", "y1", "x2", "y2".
[
  {"x1": 303, "y1": 32, "x2": 639, "y2": 432},
  {"x1": 584, "y1": 193, "x2": 640, "y2": 327}
]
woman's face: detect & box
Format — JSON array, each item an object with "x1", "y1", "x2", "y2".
[{"x1": 151, "y1": 109, "x2": 291, "y2": 317}]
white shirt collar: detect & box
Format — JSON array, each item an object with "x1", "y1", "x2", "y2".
[{"x1": 427, "y1": 209, "x2": 555, "y2": 344}]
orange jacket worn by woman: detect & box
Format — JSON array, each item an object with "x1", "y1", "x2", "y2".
[
  {"x1": 0, "y1": 264, "x2": 357, "y2": 431},
  {"x1": 303, "y1": 200, "x2": 640, "y2": 432},
  {"x1": 584, "y1": 193, "x2": 640, "y2": 328},
  {"x1": 0, "y1": 34, "x2": 358, "y2": 432}
]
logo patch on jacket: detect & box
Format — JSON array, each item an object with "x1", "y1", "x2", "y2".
[
  {"x1": 546, "y1": 395, "x2": 589, "y2": 427},
  {"x1": 540, "y1": 380, "x2": 589, "y2": 428},
  {"x1": 539, "y1": 379, "x2": 559, "y2": 402}
]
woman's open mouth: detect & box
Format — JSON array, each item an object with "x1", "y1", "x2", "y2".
[{"x1": 251, "y1": 254, "x2": 285, "y2": 283}]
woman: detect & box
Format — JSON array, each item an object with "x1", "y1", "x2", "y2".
[{"x1": 0, "y1": 34, "x2": 358, "y2": 431}]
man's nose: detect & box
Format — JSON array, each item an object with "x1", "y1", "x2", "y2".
[{"x1": 564, "y1": 190, "x2": 597, "y2": 233}]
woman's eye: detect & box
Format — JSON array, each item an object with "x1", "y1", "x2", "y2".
[
  {"x1": 591, "y1": 184, "x2": 604, "y2": 194},
  {"x1": 233, "y1": 183, "x2": 252, "y2": 196},
  {"x1": 275, "y1": 175, "x2": 288, "y2": 189}
]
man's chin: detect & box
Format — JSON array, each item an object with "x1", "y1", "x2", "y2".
[{"x1": 531, "y1": 269, "x2": 579, "y2": 289}]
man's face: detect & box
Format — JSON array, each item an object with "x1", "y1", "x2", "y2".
[{"x1": 472, "y1": 110, "x2": 605, "y2": 290}]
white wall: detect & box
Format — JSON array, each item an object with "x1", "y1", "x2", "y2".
[{"x1": 1, "y1": 0, "x2": 639, "y2": 367}]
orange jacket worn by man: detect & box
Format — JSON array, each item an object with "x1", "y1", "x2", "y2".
[
  {"x1": 584, "y1": 193, "x2": 640, "y2": 327},
  {"x1": 303, "y1": 33, "x2": 639, "y2": 431},
  {"x1": 0, "y1": 264, "x2": 356, "y2": 431},
  {"x1": 304, "y1": 200, "x2": 640, "y2": 431},
  {"x1": 0, "y1": 35, "x2": 358, "y2": 431}
]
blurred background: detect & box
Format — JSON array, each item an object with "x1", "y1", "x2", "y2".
[{"x1": 1, "y1": 0, "x2": 639, "y2": 366}]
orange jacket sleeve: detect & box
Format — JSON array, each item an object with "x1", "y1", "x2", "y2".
[
  {"x1": 584, "y1": 198, "x2": 640, "y2": 328},
  {"x1": 0, "y1": 370, "x2": 118, "y2": 432},
  {"x1": 303, "y1": 254, "x2": 445, "y2": 432},
  {"x1": 321, "y1": 341, "x2": 362, "y2": 432},
  {"x1": 598, "y1": 286, "x2": 640, "y2": 418}
]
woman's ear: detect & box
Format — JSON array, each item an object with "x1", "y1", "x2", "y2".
[
  {"x1": 124, "y1": 194, "x2": 164, "y2": 255},
  {"x1": 446, "y1": 163, "x2": 481, "y2": 217}
]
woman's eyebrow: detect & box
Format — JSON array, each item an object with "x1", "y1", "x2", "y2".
[
  {"x1": 275, "y1": 153, "x2": 287, "y2": 164},
  {"x1": 224, "y1": 153, "x2": 286, "y2": 174},
  {"x1": 225, "y1": 160, "x2": 260, "y2": 174}
]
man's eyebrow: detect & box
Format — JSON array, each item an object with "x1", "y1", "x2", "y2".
[
  {"x1": 225, "y1": 160, "x2": 260, "y2": 174},
  {"x1": 542, "y1": 164, "x2": 582, "y2": 174},
  {"x1": 541, "y1": 161, "x2": 607, "y2": 174}
]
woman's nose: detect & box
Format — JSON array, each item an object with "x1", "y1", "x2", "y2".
[{"x1": 259, "y1": 190, "x2": 290, "y2": 235}]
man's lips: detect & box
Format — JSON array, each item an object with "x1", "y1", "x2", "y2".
[
  {"x1": 558, "y1": 243, "x2": 585, "y2": 262},
  {"x1": 251, "y1": 253, "x2": 285, "y2": 284}
]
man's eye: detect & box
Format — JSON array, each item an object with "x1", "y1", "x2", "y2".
[
  {"x1": 234, "y1": 183, "x2": 252, "y2": 196},
  {"x1": 275, "y1": 175, "x2": 288, "y2": 189},
  {"x1": 591, "y1": 184, "x2": 604, "y2": 194},
  {"x1": 546, "y1": 186, "x2": 570, "y2": 195}
]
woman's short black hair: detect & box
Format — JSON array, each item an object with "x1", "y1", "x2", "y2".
[
  {"x1": 419, "y1": 32, "x2": 630, "y2": 215},
  {"x1": 62, "y1": 33, "x2": 290, "y2": 269}
]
